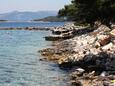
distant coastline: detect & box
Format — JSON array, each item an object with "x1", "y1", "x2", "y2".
[
  {"x1": 0, "y1": 20, "x2": 8, "y2": 22},
  {"x1": 32, "y1": 16, "x2": 66, "y2": 22},
  {"x1": 0, "y1": 11, "x2": 57, "y2": 21}
]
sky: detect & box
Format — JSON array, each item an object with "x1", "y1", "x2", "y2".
[{"x1": 0, "y1": 0, "x2": 71, "y2": 13}]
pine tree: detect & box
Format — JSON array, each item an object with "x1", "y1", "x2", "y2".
[{"x1": 58, "y1": 0, "x2": 115, "y2": 27}]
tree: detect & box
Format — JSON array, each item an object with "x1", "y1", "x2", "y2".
[
  {"x1": 58, "y1": 2, "x2": 77, "y2": 21},
  {"x1": 58, "y1": 0, "x2": 115, "y2": 27}
]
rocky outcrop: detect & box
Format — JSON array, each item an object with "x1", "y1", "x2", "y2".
[
  {"x1": 45, "y1": 32, "x2": 74, "y2": 41},
  {"x1": 57, "y1": 26, "x2": 115, "y2": 86},
  {"x1": 45, "y1": 22, "x2": 92, "y2": 41},
  {"x1": 45, "y1": 23, "x2": 76, "y2": 41},
  {"x1": 40, "y1": 24, "x2": 115, "y2": 86}
]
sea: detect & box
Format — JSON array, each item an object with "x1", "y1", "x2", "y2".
[
  {"x1": 0, "y1": 21, "x2": 65, "y2": 28},
  {"x1": 0, "y1": 22, "x2": 68, "y2": 86}
]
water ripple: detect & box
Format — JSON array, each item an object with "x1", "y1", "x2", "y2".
[{"x1": 0, "y1": 30, "x2": 67, "y2": 86}]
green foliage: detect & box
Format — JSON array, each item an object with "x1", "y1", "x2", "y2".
[
  {"x1": 58, "y1": 0, "x2": 115, "y2": 27},
  {"x1": 58, "y1": 2, "x2": 77, "y2": 21}
]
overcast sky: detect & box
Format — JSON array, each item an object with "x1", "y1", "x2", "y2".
[{"x1": 0, "y1": 0, "x2": 71, "y2": 13}]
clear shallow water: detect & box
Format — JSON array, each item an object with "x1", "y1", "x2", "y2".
[
  {"x1": 0, "y1": 30, "x2": 67, "y2": 86},
  {"x1": 0, "y1": 22, "x2": 65, "y2": 28}
]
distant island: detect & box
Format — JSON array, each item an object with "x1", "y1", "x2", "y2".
[
  {"x1": 0, "y1": 11, "x2": 57, "y2": 21},
  {"x1": 32, "y1": 16, "x2": 66, "y2": 22},
  {"x1": 0, "y1": 20, "x2": 8, "y2": 22}
]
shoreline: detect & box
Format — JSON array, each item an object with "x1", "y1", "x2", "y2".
[
  {"x1": 0, "y1": 27, "x2": 53, "y2": 30},
  {"x1": 0, "y1": 21, "x2": 68, "y2": 31},
  {"x1": 1, "y1": 22, "x2": 114, "y2": 86},
  {"x1": 39, "y1": 23, "x2": 115, "y2": 86}
]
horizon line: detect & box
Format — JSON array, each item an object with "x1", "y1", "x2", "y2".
[{"x1": 0, "y1": 10, "x2": 59, "y2": 14}]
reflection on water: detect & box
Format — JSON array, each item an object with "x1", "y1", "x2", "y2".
[{"x1": 0, "y1": 30, "x2": 67, "y2": 86}]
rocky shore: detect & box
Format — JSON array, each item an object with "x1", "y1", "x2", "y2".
[
  {"x1": 0, "y1": 27, "x2": 52, "y2": 30},
  {"x1": 39, "y1": 23, "x2": 115, "y2": 86},
  {"x1": 44, "y1": 23, "x2": 93, "y2": 41}
]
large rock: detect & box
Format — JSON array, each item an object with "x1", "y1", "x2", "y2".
[
  {"x1": 97, "y1": 25, "x2": 111, "y2": 32},
  {"x1": 97, "y1": 35, "x2": 111, "y2": 46},
  {"x1": 110, "y1": 29, "x2": 115, "y2": 36},
  {"x1": 102, "y1": 42, "x2": 113, "y2": 51}
]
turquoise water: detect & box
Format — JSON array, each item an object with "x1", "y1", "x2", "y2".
[
  {"x1": 0, "y1": 30, "x2": 67, "y2": 86},
  {"x1": 0, "y1": 22, "x2": 65, "y2": 28}
]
